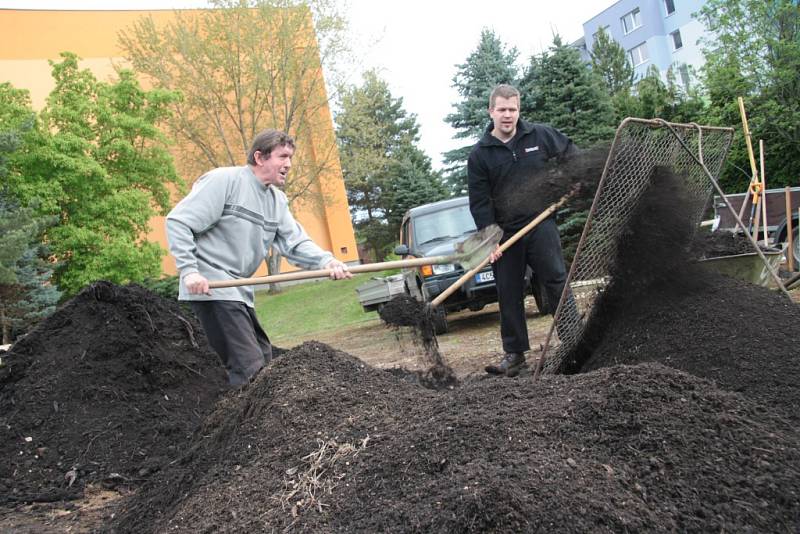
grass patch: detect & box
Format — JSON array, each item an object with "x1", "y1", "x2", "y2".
[{"x1": 254, "y1": 271, "x2": 396, "y2": 345}]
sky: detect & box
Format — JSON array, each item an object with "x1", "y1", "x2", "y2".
[{"x1": 1, "y1": 0, "x2": 604, "y2": 169}]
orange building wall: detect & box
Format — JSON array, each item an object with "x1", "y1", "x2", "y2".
[{"x1": 0, "y1": 8, "x2": 358, "y2": 277}]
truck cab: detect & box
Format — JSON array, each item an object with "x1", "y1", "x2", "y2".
[{"x1": 393, "y1": 197, "x2": 498, "y2": 333}]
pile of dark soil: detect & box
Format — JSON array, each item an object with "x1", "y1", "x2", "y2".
[
  {"x1": 560, "y1": 166, "x2": 800, "y2": 421},
  {"x1": 108, "y1": 341, "x2": 799, "y2": 533},
  {"x1": 691, "y1": 230, "x2": 779, "y2": 258},
  {"x1": 0, "y1": 281, "x2": 227, "y2": 503},
  {"x1": 580, "y1": 268, "x2": 800, "y2": 419}
]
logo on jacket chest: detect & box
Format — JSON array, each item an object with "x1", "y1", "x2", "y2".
[{"x1": 524, "y1": 146, "x2": 540, "y2": 153}]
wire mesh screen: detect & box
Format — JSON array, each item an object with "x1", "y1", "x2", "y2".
[{"x1": 538, "y1": 118, "x2": 734, "y2": 376}]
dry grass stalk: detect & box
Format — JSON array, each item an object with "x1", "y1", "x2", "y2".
[{"x1": 279, "y1": 436, "x2": 370, "y2": 518}]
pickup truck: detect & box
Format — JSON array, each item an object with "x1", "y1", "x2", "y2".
[
  {"x1": 355, "y1": 196, "x2": 549, "y2": 334},
  {"x1": 713, "y1": 186, "x2": 799, "y2": 267}
]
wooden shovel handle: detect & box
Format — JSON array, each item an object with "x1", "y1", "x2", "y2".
[{"x1": 207, "y1": 256, "x2": 451, "y2": 289}]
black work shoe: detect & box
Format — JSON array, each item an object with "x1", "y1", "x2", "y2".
[{"x1": 485, "y1": 352, "x2": 526, "y2": 376}]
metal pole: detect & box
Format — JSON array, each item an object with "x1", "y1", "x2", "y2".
[
  {"x1": 759, "y1": 140, "x2": 768, "y2": 244},
  {"x1": 787, "y1": 187, "x2": 795, "y2": 272}
]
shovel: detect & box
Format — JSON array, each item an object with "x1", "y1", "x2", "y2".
[
  {"x1": 428, "y1": 190, "x2": 577, "y2": 309},
  {"x1": 207, "y1": 224, "x2": 503, "y2": 289}
]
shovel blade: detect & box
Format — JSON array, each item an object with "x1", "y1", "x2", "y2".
[{"x1": 455, "y1": 224, "x2": 503, "y2": 270}]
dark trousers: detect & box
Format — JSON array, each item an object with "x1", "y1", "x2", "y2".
[
  {"x1": 190, "y1": 301, "x2": 273, "y2": 386},
  {"x1": 492, "y1": 217, "x2": 570, "y2": 354}
]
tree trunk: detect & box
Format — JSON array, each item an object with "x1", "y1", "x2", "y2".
[
  {"x1": 371, "y1": 244, "x2": 382, "y2": 263},
  {"x1": 1, "y1": 304, "x2": 9, "y2": 345},
  {"x1": 267, "y1": 246, "x2": 283, "y2": 295}
]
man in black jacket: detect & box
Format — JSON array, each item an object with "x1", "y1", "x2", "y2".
[{"x1": 467, "y1": 84, "x2": 576, "y2": 376}]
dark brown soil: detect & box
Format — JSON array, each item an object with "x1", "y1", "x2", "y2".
[
  {"x1": 0, "y1": 281, "x2": 227, "y2": 503},
  {"x1": 692, "y1": 230, "x2": 780, "y2": 258},
  {"x1": 561, "y1": 167, "x2": 800, "y2": 422},
  {"x1": 101, "y1": 160, "x2": 800, "y2": 531},
  {"x1": 580, "y1": 268, "x2": 800, "y2": 420},
  {"x1": 378, "y1": 294, "x2": 427, "y2": 329},
  {"x1": 106, "y1": 342, "x2": 800, "y2": 533}
]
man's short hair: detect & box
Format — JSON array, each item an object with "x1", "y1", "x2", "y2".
[
  {"x1": 247, "y1": 129, "x2": 295, "y2": 165},
  {"x1": 489, "y1": 84, "x2": 521, "y2": 109}
]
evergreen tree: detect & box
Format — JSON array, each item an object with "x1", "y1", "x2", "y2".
[
  {"x1": 589, "y1": 27, "x2": 635, "y2": 122},
  {"x1": 698, "y1": 0, "x2": 800, "y2": 191},
  {"x1": 335, "y1": 71, "x2": 445, "y2": 260},
  {"x1": 630, "y1": 65, "x2": 673, "y2": 118},
  {"x1": 590, "y1": 27, "x2": 634, "y2": 96},
  {"x1": 443, "y1": 29, "x2": 520, "y2": 194},
  {"x1": 0, "y1": 206, "x2": 60, "y2": 344},
  {"x1": 386, "y1": 145, "x2": 449, "y2": 229},
  {"x1": 520, "y1": 35, "x2": 616, "y2": 147},
  {"x1": 622, "y1": 65, "x2": 706, "y2": 123},
  {"x1": 0, "y1": 123, "x2": 60, "y2": 343},
  {"x1": 518, "y1": 35, "x2": 615, "y2": 264}
]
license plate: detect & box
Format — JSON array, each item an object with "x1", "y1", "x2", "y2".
[{"x1": 475, "y1": 270, "x2": 494, "y2": 283}]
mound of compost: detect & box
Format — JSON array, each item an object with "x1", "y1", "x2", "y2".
[
  {"x1": 691, "y1": 230, "x2": 779, "y2": 258},
  {"x1": 0, "y1": 281, "x2": 227, "y2": 503},
  {"x1": 108, "y1": 341, "x2": 799, "y2": 533},
  {"x1": 560, "y1": 166, "x2": 800, "y2": 420},
  {"x1": 580, "y1": 267, "x2": 800, "y2": 419}
]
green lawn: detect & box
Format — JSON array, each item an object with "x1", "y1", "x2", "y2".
[{"x1": 253, "y1": 271, "x2": 395, "y2": 345}]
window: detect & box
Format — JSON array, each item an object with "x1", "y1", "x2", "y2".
[
  {"x1": 679, "y1": 64, "x2": 691, "y2": 88},
  {"x1": 621, "y1": 8, "x2": 642, "y2": 34},
  {"x1": 664, "y1": 0, "x2": 675, "y2": 15},
  {"x1": 629, "y1": 42, "x2": 649, "y2": 66},
  {"x1": 412, "y1": 205, "x2": 476, "y2": 248},
  {"x1": 671, "y1": 30, "x2": 683, "y2": 50},
  {"x1": 401, "y1": 220, "x2": 410, "y2": 248}
]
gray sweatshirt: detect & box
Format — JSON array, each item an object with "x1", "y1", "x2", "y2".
[{"x1": 166, "y1": 165, "x2": 334, "y2": 307}]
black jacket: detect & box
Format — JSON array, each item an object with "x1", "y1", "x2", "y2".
[{"x1": 467, "y1": 119, "x2": 576, "y2": 232}]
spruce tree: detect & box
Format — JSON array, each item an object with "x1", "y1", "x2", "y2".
[
  {"x1": 443, "y1": 29, "x2": 520, "y2": 194},
  {"x1": 520, "y1": 35, "x2": 616, "y2": 147},
  {"x1": 589, "y1": 27, "x2": 635, "y2": 122},
  {"x1": 386, "y1": 145, "x2": 449, "y2": 229},
  {"x1": 625, "y1": 65, "x2": 706, "y2": 124},
  {"x1": 0, "y1": 156, "x2": 60, "y2": 343},
  {"x1": 335, "y1": 71, "x2": 445, "y2": 260},
  {"x1": 590, "y1": 27, "x2": 634, "y2": 96},
  {"x1": 1, "y1": 113, "x2": 61, "y2": 344}
]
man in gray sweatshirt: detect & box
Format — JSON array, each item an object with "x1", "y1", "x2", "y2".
[{"x1": 166, "y1": 129, "x2": 351, "y2": 386}]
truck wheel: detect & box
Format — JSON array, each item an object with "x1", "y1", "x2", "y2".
[
  {"x1": 431, "y1": 306, "x2": 449, "y2": 335},
  {"x1": 791, "y1": 227, "x2": 800, "y2": 270}
]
